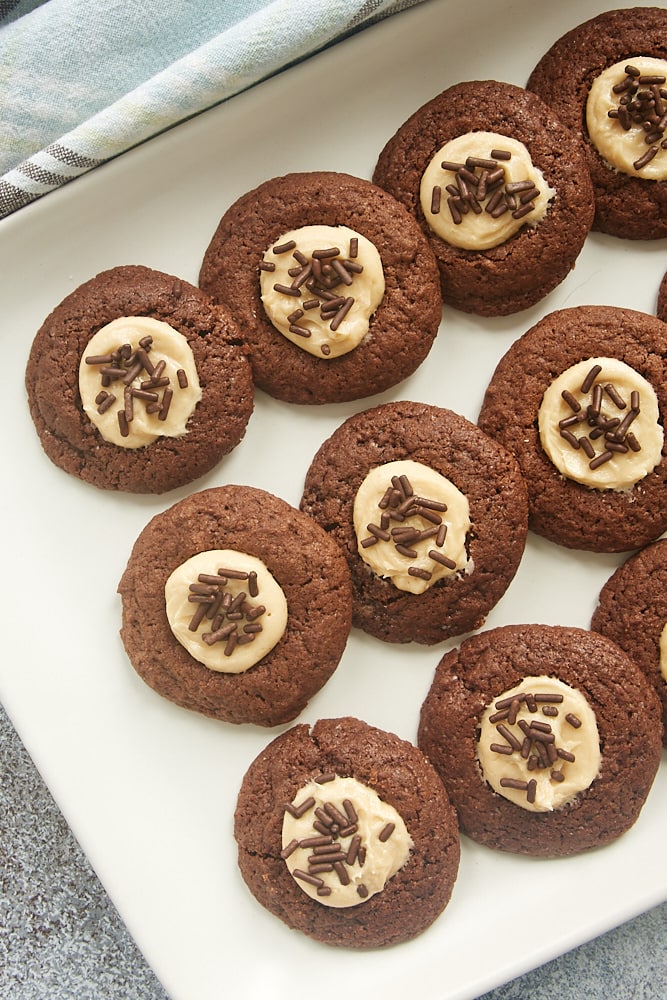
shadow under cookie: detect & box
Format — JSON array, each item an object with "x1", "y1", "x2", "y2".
[
  {"x1": 592, "y1": 538, "x2": 667, "y2": 744},
  {"x1": 118, "y1": 485, "x2": 353, "y2": 726},
  {"x1": 372, "y1": 79, "x2": 594, "y2": 315},
  {"x1": 198, "y1": 171, "x2": 442, "y2": 404},
  {"x1": 418, "y1": 623, "x2": 662, "y2": 857},
  {"x1": 300, "y1": 399, "x2": 528, "y2": 645},
  {"x1": 25, "y1": 265, "x2": 254, "y2": 494},
  {"x1": 478, "y1": 304, "x2": 667, "y2": 552},
  {"x1": 526, "y1": 6, "x2": 667, "y2": 240},
  {"x1": 234, "y1": 716, "x2": 460, "y2": 948}
]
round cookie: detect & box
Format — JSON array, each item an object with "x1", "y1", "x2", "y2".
[
  {"x1": 658, "y1": 270, "x2": 667, "y2": 321},
  {"x1": 478, "y1": 304, "x2": 667, "y2": 552},
  {"x1": 527, "y1": 7, "x2": 667, "y2": 240},
  {"x1": 418, "y1": 623, "x2": 663, "y2": 857},
  {"x1": 592, "y1": 538, "x2": 667, "y2": 744},
  {"x1": 372, "y1": 79, "x2": 594, "y2": 316},
  {"x1": 118, "y1": 485, "x2": 353, "y2": 726},
  {"x1": 234, "y1": 716, "x2": 460, "y2": 948},
  {"x1": 25, "y1": 265, "x2": 254, "y2": 494},
  {"x1": 300, "y1": 400, "x2": 528, "y2": 645},
  {"x1": 198, "y1": 171, "x2": 442, "y2": 404}
]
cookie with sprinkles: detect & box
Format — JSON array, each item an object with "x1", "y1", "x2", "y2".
[
  {"x1": 592, "y1": 538, "x2": 667, "y2": 745},
  {"x1": 300, "y1": 400, "x2": 528, "y2": 645},
  {"x1": 198, "y1": 171, "x2": 442, "y2": 403},
  {"x1": 25, "y1": 265, "x2": 254, "y2": 494},
  {"x1": 234, "y1": 716, "x2": 460, "y2": 948},
  {"x1": 478, "y1": 304, "x2": 667, "y2": 552},
  {"x1": 372, "y1": 79, "x2": 594, "y2": 315},
  {"x1": 658, "y1": 270, "x2": 667, "y2": 321},
  {"x1": 418, "y1": 623, "x2": 662, "y2": 857},
  {"x1": 527, "y1": 7, "x2": 667, "y2": 240},
  {"x1": 118, "y1": 485, "x2": 353, "y2": 726}
]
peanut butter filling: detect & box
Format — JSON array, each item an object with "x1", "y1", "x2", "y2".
[
  {"x1": 659, "y1": 622, "x2": 667, "y2": 687},
  {"x1": 281, "y1": 774, "x2": 412, "y2": 908},
  {"x1": 538, "y1": 357, "x2": 663, "y2": 491},
  {"x1": 78, "y1": 316, "x2": 202, "y2": 448},
  {"x1": 586, "y1": 57, "x2": 667, "y2": 179},
  {"x1": 477, "y1": 676, "x2": 601, "y2": 812},
  {"x1": 419, "y1": 131, "x2": 555, "y2": 250},
  {"x1": 165, "y1": 549, "x2": 288, "y2": 674},
  {"x1": 353, "y1": 459, "x2": 472, "y2": 595},
  {"x1": 259, "y1": 225, "x2": 384, "y2": 358}
]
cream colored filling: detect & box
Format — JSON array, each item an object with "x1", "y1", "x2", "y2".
[
  {"x1": 79, "y1": 316, "x2": 202, "y2": 448},
  {"x1": 164, "y1": 549, "x2": 287, "y2": 674},
  {"x1": 538, "y1": 357, "x2": 663, "y2": 491},
  {"x1": 477, "y1": 676, "x2": 601, "y2": 813},
  {"x1": 353, "y1": 459, "x2": 472, "y2": 595},
  {"x1": 659, "y1": 622, "x2": 667, "y2": 686},
  {"x1": 419, "y1": 131, "x2": 555, "y2": 250},
  {"x1": 281, "y1": 775, "x2": 413, "y2": 908},
  {"x1": 586, "y1": 57, "x2": 667, "y2": 180},
  {"x1": 259, "y1": 225, "x2": 384, "y2": 359}
]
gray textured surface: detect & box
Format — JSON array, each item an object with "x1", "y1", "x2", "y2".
[
  {"x1": 1, "y1": 701, "x2": 665, "y2": 1000},
  {"x1": 1, "y1": 703, "x2": 169, "y2": 1000}
]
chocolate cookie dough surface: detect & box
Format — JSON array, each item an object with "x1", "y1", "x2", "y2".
[
  {"x1": 234, "y1": 716, "x2": 460, "y2": 948},
  {"x1": 658, "y1": 270, "x2": 667, "y2": 321},
  {"x1": 300, "y1": 400, "x2": 528, "y2": 645},
  {"x1": 592, "y1": 538, "x2": 667, "y2": 744},
  {"x1": 118, "y1": 485, "x2": 353, "y2": 726},
  {"x1": 418, "y1": 624, "x2": 663, "y2": 857},
  {"x1": 372, "y1": 79, "x2": 594, "y2": 316},
  {"x1": 25, "y1": 265, "x2": 254, "y2": 494},
  {"x1": 527, "y1": 7, "x2": 667, "y2": 240},
  {"x1": 478, "y1": 304, "x2": 667, "y2": 552},
  {"x1": 198, "y1": 171, "x2": 442, "y2": 403}
]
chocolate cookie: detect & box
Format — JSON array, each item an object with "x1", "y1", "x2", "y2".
[
  {"x1": 527, "y1": 7, "x2": 667, "y2": 240},
  {"x1": 478, "y1": 304, "x2": 667, "y2": 552},
  {"x1": 118, "y1": 485, "x2": 353, "y2": 726},
  {"x1": 198, "y1": 171, "x2": 442, "y2": 403},
  {"x1": 658, "y1": 270, "x2": 667, "y2": 321},
  {"x1": 300, "y1": 400, "x2": 528, "y2": 645},
  {"x1": 418, "y1": 623, "x2": 663, "y2": 857},
  {"x1": 372, "y1": 79, "x2": 594, "y2": 315},
  {"x1": 592, "y1": 539, "x2": 667, "y2": 744},
  {"x1": 25, "y1": 265, "x2": 254, "y2": 494},
  {"x1": 234, "y1": 716, "x2": 460, "y2": 948}
]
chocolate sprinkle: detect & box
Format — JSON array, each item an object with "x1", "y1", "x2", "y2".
[
  {"x1": 182, "y1": 560, "x2": 268, "y2": 658},
  {"x1": 283, "y1": 781, "x2": 404, "y2": 900},
  {"x1": 607, "y1": 65, "x2": 667, "y2": 171},
  {"x1": 266, "y1": 235, "x2": 368, "y2": 349},
  {"x1": 432, "y1": 146, "x2": 544, "y2": 226},
  {"x1": 84, "y1": 334, "x2": 190, "y2": 434},
  {"x1": 488, "y1": 687, "x2": 587, "y2": 803},
  {"x1": 360, "y1": 469, "x2": 463, "y2": 579},
  {"x1": 555, "y1": 364, "x2": 646, "y2": 471}
]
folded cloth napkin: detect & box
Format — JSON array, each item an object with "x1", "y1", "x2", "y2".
[{"x1": 0, "y1": 0, "x2": 426, "y2": 220}]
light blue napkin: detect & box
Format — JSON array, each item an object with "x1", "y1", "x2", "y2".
[{"x1": 0, "y1": 0, "x2": 426, "y2": 219}]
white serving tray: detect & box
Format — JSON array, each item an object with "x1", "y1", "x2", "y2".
[{"x1": 1, "y1": 1, "x2": 665, "y2": 998}]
